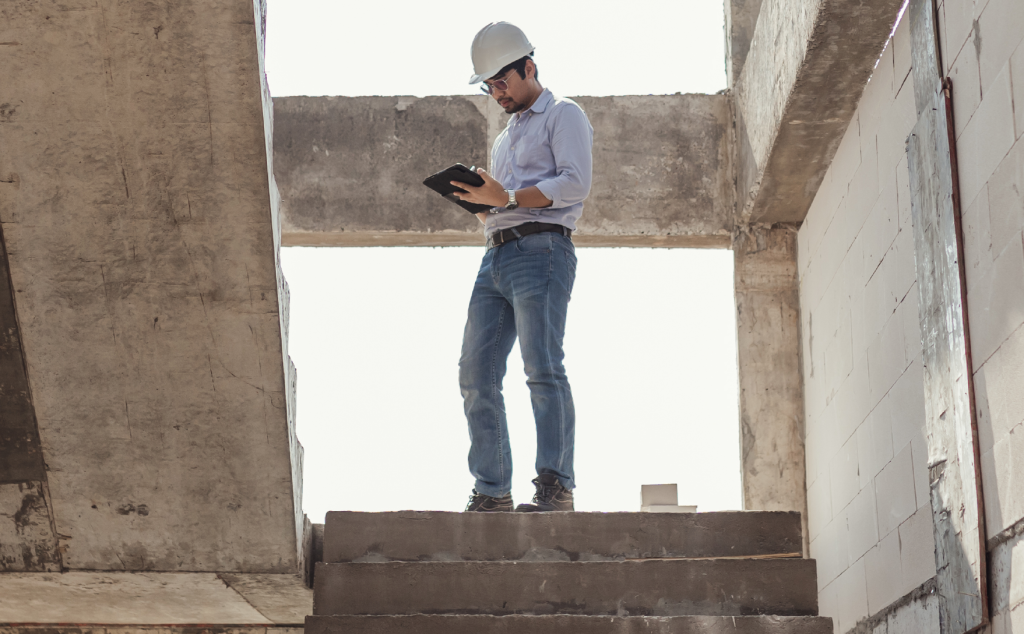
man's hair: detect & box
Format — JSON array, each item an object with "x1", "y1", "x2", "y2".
[{"x1": 491, "y1": 53, "x2": 538, "y2": 82}]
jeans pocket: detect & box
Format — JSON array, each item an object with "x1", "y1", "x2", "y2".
[{"x1": 515, "y1": 232, "x2": 553, "y2": 254}]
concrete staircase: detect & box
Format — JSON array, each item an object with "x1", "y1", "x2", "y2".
[{"x1": 305, "y1": 511, "x2": 833, "y2": 633}]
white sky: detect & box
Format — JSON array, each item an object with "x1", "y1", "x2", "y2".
[
  {"x1": 266, "y1": 0, "x2": 739, "y2": 519},
  {"x1": 264, "y1": 0, "x2": 728, "y2": 98}
]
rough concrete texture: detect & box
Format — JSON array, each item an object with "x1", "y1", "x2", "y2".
[
  {"x1": 843, "y1": 586, "x2": 939, "y2": 634},
  {"x1": 0, "y1": 482, "x2": 59, "y2": 572},
  {"x1": 2, "y1": 629, "x2": 302, "y2": 634},
  {"x1": 725, "y1": 0, "x2": 765, "y2": 85},
  {"x1": 219, "y1": 573, "x2": 314, "y2": 624},
  {"x1": 733, "y1": 226, "x2": 807, "y2": 527},
  {"x1": 313, "y1": 559, "x2": 818, "y2": 617},
  {"x1": 0, "y1": 572, "x2": 311, "y2": 625},
  {"x1": 907, "y1": 2, "x2": 987, "y2": 628},
  {"x1": 273, "y1": 94, "x2": 734, "y2": 248},
  {"x1": 306, "y1": 615, "x2": 834, "y2": 634},
  {"x1": 322, "y1": 511, "x2": 802, "y2": 562},
  {"x1": 734, "y1": 0, "x2": 906, "y2": 223},
  {"x1": 0, "y1": 223, "x2": 46, "y2": 486},
  {"x1": 0, "y1": 0, "x2": 302, "y2": 571}
]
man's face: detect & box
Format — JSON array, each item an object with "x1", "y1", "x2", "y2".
[{"x1": 485, "y1": 63, "x2": 533, "y2": 114}]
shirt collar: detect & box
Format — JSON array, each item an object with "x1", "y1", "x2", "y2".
[{"x1": 516, "y1": 88, "x2": 553, "y2": 119}]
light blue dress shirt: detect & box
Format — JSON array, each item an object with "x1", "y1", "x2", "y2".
[{"x1": 485, "y1": 89, "x2": 594, "y2": 237}]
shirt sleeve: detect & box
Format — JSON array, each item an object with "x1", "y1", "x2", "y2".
[{"x1": 534, "y1": 103, "x2": 594, "y2": 209}]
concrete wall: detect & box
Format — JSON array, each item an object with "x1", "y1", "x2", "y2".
[
  {"x1": 797, "y1": 14, "x2": 936, "y2": 633},
  {"x1": 801, "y1": 0, "x2": 1024, "y2": 629},
  {"x1": 0, "y1": 0, "x2": 303, "y2": 573},
  {"x1": 273, "y1": 94, "x2": 734, "y2": 248}
]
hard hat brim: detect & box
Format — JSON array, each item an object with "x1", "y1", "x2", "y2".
[
  {"x1": 468, "y1": 47, "x2": 536, "y2": 85},
  {"x1": 468, "y1": 71, "x2": 497, "y2": 85}
]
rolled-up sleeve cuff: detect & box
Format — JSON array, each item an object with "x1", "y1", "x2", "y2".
[{"x1": 535, "y1": 180, "x2": 562, "y2": 209}]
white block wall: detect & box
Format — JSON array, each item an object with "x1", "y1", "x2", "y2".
[
  {"x1": 799, "y1": 0, "x2": 1024, "y2": 630},
  {"x1": 797, "y1": 14, "x2": 936, "y2": 633},
  {"x1": 944, "y1": 0, "x2": 1024, "y2": 546}
]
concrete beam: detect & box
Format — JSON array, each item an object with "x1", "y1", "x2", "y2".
[
  {"x1": 0, "y1": 0, "x2": 302, "y2": 572},
  {"x1": 733, "y1": 225, "x2": 807, "y2": 532},
  {"x1": 734, "y1": 0, "x2": 905, "y2": 223},
  {"x1": 273, "y1": 94, "x2": 734, "y2": 248}
]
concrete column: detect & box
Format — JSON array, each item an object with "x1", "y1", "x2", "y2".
[
  {"x1": 732, "y1": 225, "x2": 807, "y2": 529},
  {"x1": 0, "y1": 0, "x2": 302, "y2": 572}
]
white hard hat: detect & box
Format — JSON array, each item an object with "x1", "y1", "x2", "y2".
[{"x1": 468, "y1": 22, "x2": 535, "y2": 85}]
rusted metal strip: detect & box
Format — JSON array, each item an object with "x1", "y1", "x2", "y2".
[
  {"x1": 905, "y1": 0, "x2": 989, "y2": 630},
  {"x1": 941, "y1": 74, "x2": 989, "y2": 630}
]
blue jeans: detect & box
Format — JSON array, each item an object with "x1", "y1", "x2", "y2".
[{"x1": 459, "y1": 230, "x2": 577, "y2": 498}]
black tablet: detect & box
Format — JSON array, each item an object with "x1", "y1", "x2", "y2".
[{"x1": 423, "y1": 164, "x2": 493, "y2": 214}]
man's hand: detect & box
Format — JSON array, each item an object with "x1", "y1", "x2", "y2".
[{"x1": 451, "y1": 168, "x2": 508, "y2": 208}]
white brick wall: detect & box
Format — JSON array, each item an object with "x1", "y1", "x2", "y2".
[
  {"x1": 941, "y1": 0, "x2": 1024, "y2": 543},
  {"x1": 799, "y1": 13, "x2": 936, "y2": 633},
  {"x1": 801, "y1": 0, "x2": 1024, "y2": 629}
]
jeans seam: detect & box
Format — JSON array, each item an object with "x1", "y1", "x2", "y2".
[
  {"x1": 490, "y1": 302, "x2": 508, "y2": 494},
  {"x1": 542, "y1": 256, "x2": 566, "y2": 479}
]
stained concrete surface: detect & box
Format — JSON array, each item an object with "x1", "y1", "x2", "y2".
[
  {"x1": 907, "y1": 2, "x2": 986, "y2": 627},
  {"x1": 734, "y1": 0, "x2": 906, "y2": 223},
  {"x1": 313, "y1": 560, "x2": 819, "y2": 617},
  {"x1": 218, "y1": 573, "x2": 315, "y2": 624},
  {"x1": 0, "y1": 572, "x2": 311, "y2": 625},
  {"x1": 273, "y1": 94, "x2": 734, "y2": 247},
  {"x1": 0, "y1": 482, "x2": 59, "y2": 572},
  {"x1": 306, "y1": 615, "x2": 835, "y2": 634},
  {"x1": 0, "y1": 0, "x2": 301, "y2": 571},
  {"x1": 725, "y1": 0, "x2": 766, "y2": 85},
  {"x1": 323, "y1": 511, "x2": 803, "y2": 562},
  {"x1": 733, "y1": 226, "x2": 807, "y2": 529},
  {"x1": 4, "y1": 629, "x2": 302, "y2": 634}
]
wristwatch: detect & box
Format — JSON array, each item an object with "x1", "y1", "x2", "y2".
[{"x1": 504, "y1": 189, "x2": 519, "y2": 210}]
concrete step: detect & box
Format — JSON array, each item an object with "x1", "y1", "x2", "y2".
[
  {"x1": 312, "y1": 559, "x2": 818, "y2": 617},
  {"x1": 323, "y1": 511, "x2": 803, "y2": 562},
  {"x1": 307, "y1": 615, "x2": 834, "y2": 634}
]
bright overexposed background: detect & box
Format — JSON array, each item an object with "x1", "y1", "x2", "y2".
[
  {"x1": 264, "y1": 1, "x2": 727, "y2": 98},
  {"x1": 266, "y1": 0, "x2": 739, "y2": 519}
]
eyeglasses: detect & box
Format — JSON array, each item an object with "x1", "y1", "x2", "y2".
[{"x1": 480, "y1": 71, "x2": 517, "y2": 95}]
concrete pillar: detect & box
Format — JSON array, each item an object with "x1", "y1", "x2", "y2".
[
  {"x1": 732, "y1": 225, "x2": 807, "y2": 529},
  {"x1": 0, "y1": 0, "x2": 303, "y2": 573}
]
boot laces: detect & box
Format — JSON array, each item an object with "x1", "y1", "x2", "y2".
[
  {"x1": 532, "y1": 479, "x2": 560, "y2": 504},
  {"x1": 466, "y1": 490, "x2": 486, "y2": 510}
]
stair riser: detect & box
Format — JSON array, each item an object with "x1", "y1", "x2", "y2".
[
  {"x1": 313, "y1": 560, "x2": 818, "y2": 617},
  {"x1": 306, "y1": 615, "x2": 834, "y2": 634},
  {"x1": 323, "y1": 511, "x2": 803, "y2": 562}
]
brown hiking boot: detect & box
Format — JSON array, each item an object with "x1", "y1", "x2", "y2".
[
  {"x1": 465, "y1": 490, "x2": 514, "y2": 512},
  {"x1": 515, "y1": 474, "x2": 574, "y2": 512}
]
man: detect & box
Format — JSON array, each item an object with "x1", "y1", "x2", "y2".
[{"x1": 451, "y1": 22, "x2": 594, "y2": 513}]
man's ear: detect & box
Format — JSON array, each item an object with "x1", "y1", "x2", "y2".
[{"x1": 525, "y1": 59, "x2": 536, "y2": 80}]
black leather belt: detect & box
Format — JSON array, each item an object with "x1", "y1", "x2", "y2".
[{"x1": 487, "y1": 222, "x2": 572, "y2": 249}]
